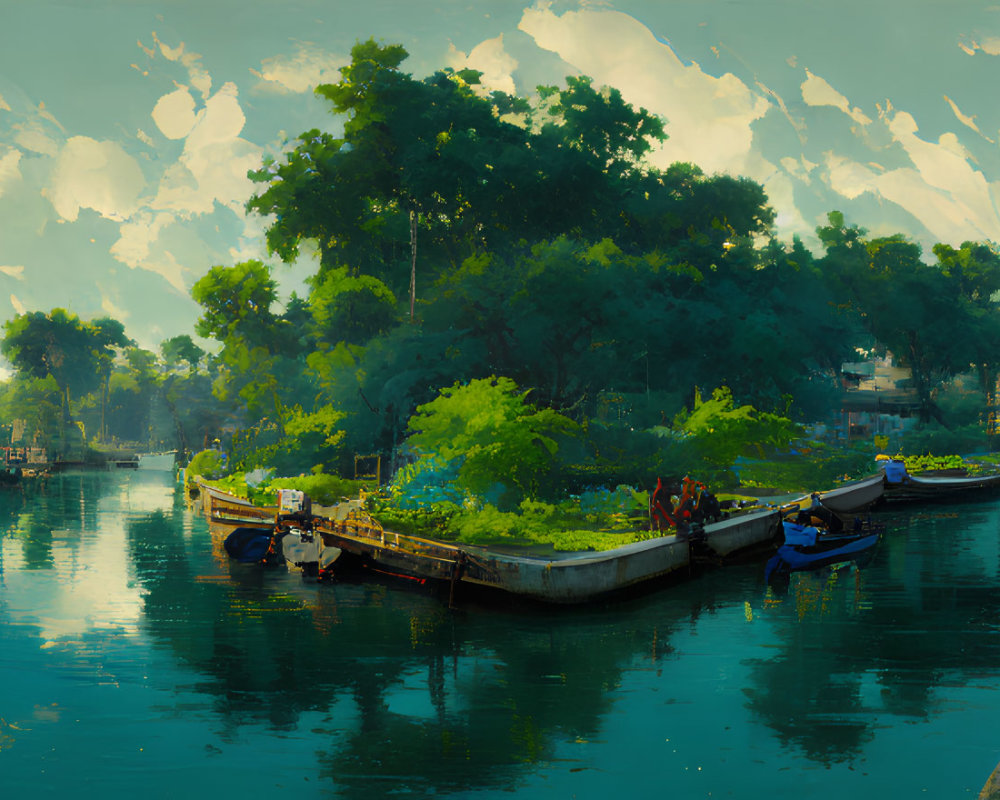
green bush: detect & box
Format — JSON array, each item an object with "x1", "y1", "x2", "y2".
[
  {"x1": 898, "y1": 424, "x2": 989, "y2": 458},
  {"x1": 736, "y1": 442, "x2": 875, "y2": 492},
  {"x1": 186, "y1": 449, "x2": 227, "y2": 480},
  {"x1": 366, "y1": 492, "x2": 654, "y2": 552},
  {"x1": 255, "y1": 472, "x2": 366, "y2": 506}
]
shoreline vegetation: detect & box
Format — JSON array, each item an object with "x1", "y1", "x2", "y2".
[
  {"x1": 3, "y1": 39, "x2": 1000, "y2": 553},
  {"x1": 189, "y1": 450, "x2": 1000, "y2": 553}
]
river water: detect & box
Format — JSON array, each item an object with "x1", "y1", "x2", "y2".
[{"x1": 1, "y1": 469, "x2": 997, "y2": 798}]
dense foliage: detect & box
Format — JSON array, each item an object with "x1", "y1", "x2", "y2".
[{"x1": 3, "y1": 39, "x2": 1000, "y2": 547}]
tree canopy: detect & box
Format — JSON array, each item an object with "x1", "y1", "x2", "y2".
[{"x1": 4, "y1": 39, "x2": 1000, "y2": 512}]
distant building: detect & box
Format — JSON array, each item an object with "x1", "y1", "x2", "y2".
[{"x1": 837, "y1": 355, "x2": 921, "y2": 443}]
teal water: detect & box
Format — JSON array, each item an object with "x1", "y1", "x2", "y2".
[{"x1": 1, "y1": 470, "x2": 998, "y2": 798}]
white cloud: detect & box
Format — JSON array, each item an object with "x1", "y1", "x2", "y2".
[
  {"x1": 140, "y1": 249, "x2": 187, "y2": 294},
  {"x1": 251, "y1": 43, "x2": 343, "y2": 93},
  {"x1": 110, "y1": 212, "x2": 189, "y2": 293},
  {"x1": 45, "y1": 136, "x2": 145, "y2": 222},
  {"x1": 0, "y1": 147, "x2": 22, "y2": 194},
  {"x1": 111, "y1": 210, "x2": 174, "y2": 268},
  {"x1": 0, "y1": 93, "x2": 10, "y2": 112},
  {"x1": 13, "y1": 121, "x2": 59, "y2": 156},
  {"x1": 960, "y1": 35, "x2": 1000, "y2": 56},
  {"x1": 888, "y1": 112, "x2": 980, "y2": 193},
  {"x1": 518, "y1": 5, "x2": 771, "y2": 176},
  {"x1": 762, "y1": 169, "x2": 813, "y2": 239},
  {"x1": 822, "y1": 119, "x2": 1000, "y2": 247},
  {"x1": 10, "y1": 295, "x2": 25, "y2": 315},
  {"x1": 824, "y1": 151, "x2": 879, "y2": 200},
  {"x1": 447, "y1": 35, "x2": 519, "y2": 95},
  {"x1": 0, "y1": 265, "x2": 25, "y2": 280},
  {"x1": 943, "y1": 94, "x2": 991, "y2": 141},
  {"x1": 780, "y1": 155, "x2": 816, "y2": 184},
  {"x1": 103, "y1": 61, "x2": 262, "y2": 296},
  {"x1": 884, "y1": 111, "x2": 998, "y2": 238},
  {"x1": 185, "y1": 82, "x2": 246, "y2": 150},
  {"x1": 152, "y1": 85, "x2": 197, "y2": 140},
  {"x1": 149, "y1": 82, "x2": 260, "y2": 216},
  {"x1": 151, "y1": 33, "x2": 211, "y2": 99},
  {"x1": 801, "y1": 69, "x2": 872, "y2": 125},
  {"x1": 99, "y1": 291, "x2": 129, "y2": 321},
  {"x1": 875, "y1": 167, "x2": 997, "y2": 243},
  {"x1": 757, "y1": 80, "x2": 805, "y2": 141}
]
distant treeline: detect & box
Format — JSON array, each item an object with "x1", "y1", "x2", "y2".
[{"x1": 3, "y1": 39, "x2": 999, "y2": 496}]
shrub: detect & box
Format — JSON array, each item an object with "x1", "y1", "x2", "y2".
[{"x1": 186, "y1": 449, "x2": 227, "y2": 480}]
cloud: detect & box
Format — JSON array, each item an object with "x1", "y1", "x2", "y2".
[
  {"x1": 99, "y1": 291, "x2": 129, "y2": 321},
  {"x1": 151, "y1": 85, "x2": 197, "y2": 140},
  {"x1": 10, "y1": 295, "x2": 25, "y2": 315},
  {"x1": 447, "y1": 35, "x2": 519, "y2": 95},
  {"x1": 0, "y1": 93, "x2": 10, "y2": 112},
  {"x1": 821, "y1": 113, "x2": 1000, "y2": 246},
  {"x1": 887, "y1": 112, "x2": 979, "y2": 194},
  {"x1": 104, "y1": 54, "x2": 262, "y2": 296},
  {"x1": 757, "y1": 80, "x2": 806, "y2": 140},
  {"x1": 944, "y1": 94, "x2": 992, "y2": 141},
  {"x1": 110, "y1": 211, "x2": 197, "y2": 293},
  {"x1": 12, "y1": 119, "x2": 60, "y2": 156},
  {"x1": 883, "y1": 111, "x2": 998, "y2": 238},
  {"x1": 801, "y1": 69, "x2": 872, "y2": 125},
  {"x1": 111, "y1": 210, "x2": 174, "y2": 269},
  {"x1": 35, "y1": 101, "x2": 64, "y2": 132},
  {"x1": 0, "y1": 146, "x2": 22, "y2": 194},
  {"x1": 875, "y1": 166, "x2": 999, "y2": 244},
  {"x1": 824, "y1": 151, "x2": 879, "y2": 200},
  {"x1": 111, "y1": 216, "x2": 189, "y2": 293},
  {"x1": 150, "y1": 82, "x2": 260, "y2": 217},
  {"x1": 518, "y1": 5, "x2": 771, "y2": 176},
  {"x1": 780, "y1": 155, "x2": 816, "y2": 185},
  {"x1": 0, "y1": 265, "x2": 25, "y2": 280},
  {"x1": 250, "y1": 43, "x2": 343, "y2": 93},
  {"x1": 959, "y1": 35, "x2": 1000, "y2": 56},
  {"x1": 45, "y1": 136, "x2": 145, "y2": 222},
  {"x1": 149, "y1": 32, "x2": 211, "y2": 99},
  {"x1": 762, "y1": 169, "x2": 813, "y2": 237}
]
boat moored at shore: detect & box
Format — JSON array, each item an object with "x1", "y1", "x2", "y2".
[
  {"x1": 765, "y1": 513, "x2": 883, "y2": 584},
  {"x1": 881, "y1": 458, "x2": 1000, "y2": 502}
]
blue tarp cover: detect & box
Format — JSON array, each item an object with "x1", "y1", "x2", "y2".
[
  {"x1": 884, "y1": 459, "x2": 908, "y2": 484},
  {"x1": 224, "y1": 527, "x2": 273, "y2": 563},
  {"x1": 782, "y1": 521, "x2": 818, "y2": 547}
]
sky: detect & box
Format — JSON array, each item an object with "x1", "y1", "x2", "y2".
[{"x1": 3, "y1": 0, "x2": 1000, "y2": 352}]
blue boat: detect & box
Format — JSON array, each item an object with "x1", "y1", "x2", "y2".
[
  {"x1": 765, "y1": 516, "x2": 882, "y2": 583},
  {"x1": 223, "y1": 526, "x2": 276, "y2": 563}
]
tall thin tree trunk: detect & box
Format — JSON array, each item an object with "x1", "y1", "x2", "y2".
[
  {"x1": 101, "y1": 372, "x2": 109, "y2": 442},
  {"x1": 409, "y1": 209, "x2": 418, "y2": 322}
]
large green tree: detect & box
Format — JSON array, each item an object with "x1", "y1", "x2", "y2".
[
  {"x1": 1, "y1": 309, "x2": 130, "y2": 453},
  {"x1": 247, "y1": 40, "x2": 667, "y2": 292},
  {"x1": 816, "y1": 213, "x2": 996, "y2": 424},
  {"x1": 191, "y1": 260, "x2": 311, "y2": 426},
  {"x1": 932, "y1": 241, "x2": 1000, "y2": 400}
]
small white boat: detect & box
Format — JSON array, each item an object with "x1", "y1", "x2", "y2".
[
  {"x1": 782, "y1": 473, "x2": 886, "y2": 516},
  {"x1": 813, "y1": 473, "x2": 885, "y2": 514},
  {"x1": 279, "y1": 526, "x2": 342, "y2": 572}
]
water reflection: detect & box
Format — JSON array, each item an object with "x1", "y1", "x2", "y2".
[
  {"x1": 2, "y1": 474, "x2": 999, "y2": 797},
  {"x1": 745, "y1": 503, "x2": 1000, "y2": 770}
]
